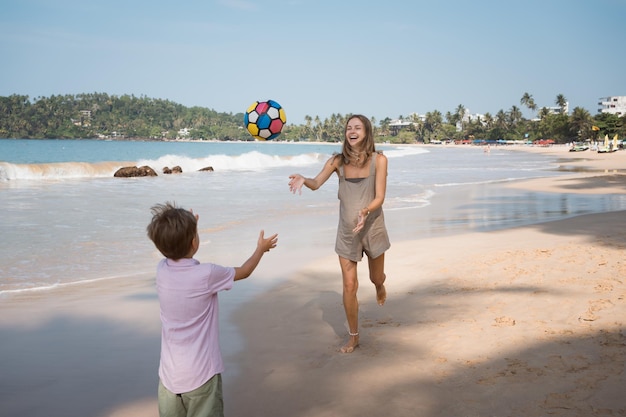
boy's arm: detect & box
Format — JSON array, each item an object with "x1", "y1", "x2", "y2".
[{"x1": 234, "y1": 230, "x2": 278, "y2": 281}]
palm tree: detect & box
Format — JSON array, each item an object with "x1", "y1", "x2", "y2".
[
  {"x1": 314, "y1": 116, "x2": 322, "y2": 141},
  {"x1": 409, "y1": 113, "x2": 424, "y2": 140},
  {"x1": 495, "y1": 110, "x2": 507, "y2": 129},
  {"x1": 304, "y1": 115, "x2": 313, "y2": 140},
  {"x1": 520, "y1": 92, "x2": 537, "y2": 118},
  {"x1": 555, "y1": 94, "x2": 567, "y2": 114},
  {"x1": 508, "y1": 105, "x2": 523, "y2": 127},
  {"x1": 483, "y1": 112, "x2": 494, "y2": 130},
  {"x1": 455, "y1": 104, "x2": 466, "y2": 132},
  {"x1": 424, "y1": 110, "x2": 443, "y2": 142},
  {"x1": 538, "y1": 107, "x2": 551, "y2": 120},
  {"x1": 380, "y1": 117, "x2": 391, "y2": 136},
  {"x1": 569, "y1": 107, "x2": 592, "y2": 141}
]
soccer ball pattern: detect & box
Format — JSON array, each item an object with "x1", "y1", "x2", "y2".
[{"x1": 244, "y1": 100, "x2": 286, "y2": 140}]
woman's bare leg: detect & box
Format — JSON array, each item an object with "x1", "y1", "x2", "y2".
[
  {"x1": 368, "y1": 253, "x2": 387, "y2": 306},
  {"x1": 338, "y1": 256, "x2": 359, "y2": 353}
]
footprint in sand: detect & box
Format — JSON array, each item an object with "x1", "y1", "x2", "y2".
[
  {"x1": 493, "y1": 316, "x2": 516, "y2": 327},
  {"x1": 578, "y1": 299, "x2": 614, "y2": 322}
]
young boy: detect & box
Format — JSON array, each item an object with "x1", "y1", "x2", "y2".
[{"x1": 146, "y1": 202, "x2": 278, "y2": 417}]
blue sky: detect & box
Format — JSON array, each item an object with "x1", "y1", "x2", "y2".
[{"x1": 1, "y1": 0, "x2": 624, "y2": 125}]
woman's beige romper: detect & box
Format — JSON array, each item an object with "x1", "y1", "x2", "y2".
[{"x1": 335, "y1": 152, "x2": 391, "y2": 262}]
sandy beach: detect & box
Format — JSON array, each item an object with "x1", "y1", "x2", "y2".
[{"x1": 1, "y1": 145, "x2": 625, "y2": 417}]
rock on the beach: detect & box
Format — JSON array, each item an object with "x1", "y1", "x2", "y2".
[
  {"x1": 199, "y1": 166, "x2": 214, "y2": 172},
  {"x1": 113, "y1": 165, "x2": 158, "y2": 177},
  {"x1": 163, "y1": 166, "x2": 183, "y2": 174}
]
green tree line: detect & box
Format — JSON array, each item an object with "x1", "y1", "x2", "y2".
[
  {"x1": 0, "y1": 93, "x2": 248, "y2": 140},
  {"x1": 363, "y1": 93, "x2": 625, "y2": 145},
  {"x1": 1, "y1": 92, "x2": 624, "y2": 143}
]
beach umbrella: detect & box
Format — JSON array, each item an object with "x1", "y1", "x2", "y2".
[{"x1": 613, "y1": 134, "x2": 619, "y2": 150}]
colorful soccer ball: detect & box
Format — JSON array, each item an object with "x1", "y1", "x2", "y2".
[{"x1": 244, "y1": 100, "x2": 286, "y2": 140}]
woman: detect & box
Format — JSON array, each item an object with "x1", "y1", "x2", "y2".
[{"x1": 288, "y1": 114, "x2": 390, "y2": 353}]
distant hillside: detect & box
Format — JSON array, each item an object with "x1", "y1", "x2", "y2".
[{"x1": 0, "y1": 93, "x2": 250, "y2": 140}]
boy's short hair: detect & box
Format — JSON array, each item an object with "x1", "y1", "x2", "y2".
[{"x1": 147, "y1": 202, "x2": 197, "y2": 260}]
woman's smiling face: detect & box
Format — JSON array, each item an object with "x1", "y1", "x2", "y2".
[{"x1": 345, "y1": 117, "x2": 365, "y2": 148}]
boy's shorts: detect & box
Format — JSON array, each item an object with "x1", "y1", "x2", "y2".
[{"x1": 158, "y1": 374, "x2": 223, "y2": 417}]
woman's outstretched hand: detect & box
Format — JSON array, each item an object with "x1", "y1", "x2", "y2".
[
  {"x1": 353, "y1": 209, "x2": 369, "y2": 233},
  {"x1": 288, "y1": 174, "x2": 305, "y2": 195}
]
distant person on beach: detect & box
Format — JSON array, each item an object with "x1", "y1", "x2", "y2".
[
  {"x1": 288, "y1": 114, "x2": 390, "y2": 353},
  {"x1": 146, "y1": 202, "x2": 278, "y2": 417}
]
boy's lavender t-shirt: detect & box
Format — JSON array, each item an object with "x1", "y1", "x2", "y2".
[{"x1": 156, "y1": 257, "x2": 235, "y2": 394}]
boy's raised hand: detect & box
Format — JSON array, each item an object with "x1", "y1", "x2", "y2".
[
  {"x1": 258, "y1": 230, "x2": 278, "y2": 252},
  {"x1": 189, "y1": 208, "x2": 199, "y2": 222}
]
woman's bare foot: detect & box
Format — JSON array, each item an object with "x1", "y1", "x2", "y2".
[
  {"x1": 376, "y1": 284, "x2": 386, "y2": 306},
  {"x1": 340, "y1": 333, "x2": 359, "y2": 353}
]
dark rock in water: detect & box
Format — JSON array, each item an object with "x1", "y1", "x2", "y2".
[
  {"x1": 114, "y1": 165, "x2": 158, "y2": 177},
  {"x1": 199, "y1": 166, "x2": 214, "y2": 172},
  {"x1": 163, "y1": 166, "x2": 183, "y2": 174}
]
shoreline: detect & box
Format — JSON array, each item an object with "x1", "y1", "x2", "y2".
[
  {"x1": 1, "y1": 146, "x2": 625, "y2": 416},
  {"x1": 506, "y1": 144, "x2": 626, "y2": 194}
]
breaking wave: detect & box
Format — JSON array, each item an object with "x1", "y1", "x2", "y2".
[
  {"x1": 0, "y1": 151, "x2": 327, "y2": 181},
  {"x1": 0, "y1": 145, "x2": 425, "y2": 181}
]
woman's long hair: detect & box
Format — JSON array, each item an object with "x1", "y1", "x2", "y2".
[{"x1": 340, "y1": 114, "x2": 376, "y2": 167}]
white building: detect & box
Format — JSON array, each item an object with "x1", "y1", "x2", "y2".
[
  {"x1": 177, "y1": 127, "x2": 191, "y2": 138},
  {"x1": 598, "y1": 96, "x2": 626, "y2": 116},
  {"x1": 407, "y1": 112, "x2": 426, "y2": 123},
  {"x1": 543, "y1": 102, "x2": 569, "y2": 115},
  {"x1": 463, "y1": 112, "x2": 485, "y2": 124},
  {"x1": 388, "y1": 118, "x2": 413, "y2": 135}
]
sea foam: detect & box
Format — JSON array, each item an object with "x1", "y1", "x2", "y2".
[{"x1": 0, "y1": 152, "x2": 327, "y2": 181}]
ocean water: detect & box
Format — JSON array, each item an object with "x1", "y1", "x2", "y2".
[{"x1": 1, "y1": 138, "x2": 625, "y2": 294}]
